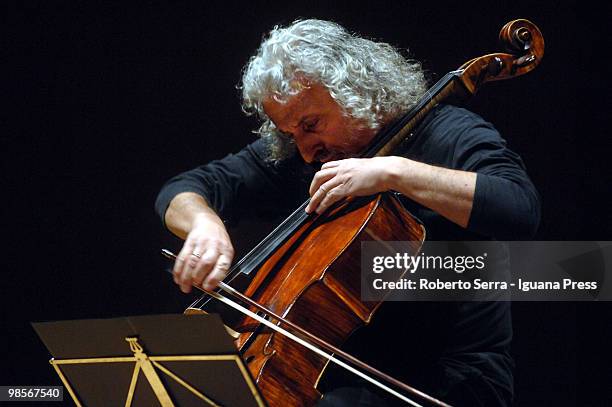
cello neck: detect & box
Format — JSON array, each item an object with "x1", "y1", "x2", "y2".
[{"x1": 364, "y1": 70, "x2": 466, "y2": 158}]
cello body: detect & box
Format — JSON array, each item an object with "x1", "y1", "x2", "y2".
[{"x1": 235, "y1": 194, "x2": 425, "y2": 406}]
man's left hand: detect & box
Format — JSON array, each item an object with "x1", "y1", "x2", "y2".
[{"x1": 306, "y1": 157, "x2": 395, "y2": 214}]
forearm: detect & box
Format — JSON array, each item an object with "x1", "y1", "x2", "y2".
[
  {"x1": 386, "y1": 156, "x2": 476, "y2": 228},
  {"x1": 164, "y1": 192, "x2": 223, "y2": 239}
]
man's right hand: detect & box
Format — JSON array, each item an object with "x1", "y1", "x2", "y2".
[
  {"x1": 164, "y1": 192, "x2": 235, "y2": 294},
  {"x1": 172, "y1": 213, "x2": 234, "y2": 293}
]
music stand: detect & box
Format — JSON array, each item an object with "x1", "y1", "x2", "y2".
[{"x1": 32, "y1": 314, "x2": 266, "y2": 407}]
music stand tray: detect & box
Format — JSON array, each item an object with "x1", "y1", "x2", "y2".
[{"x1": 32, "y1": 313, "x2": 266, "y2": 407}]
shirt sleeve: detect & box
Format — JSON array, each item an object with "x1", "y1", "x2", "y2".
[
  {"x1": 154, "y1": 138, "x2": 299, "y2": 228},
  {"x1": 449, "y1": 110, "x2": 541, "y2": 239}
]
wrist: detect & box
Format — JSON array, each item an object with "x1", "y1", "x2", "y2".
[
  {"x1": 383, "y1": 156, "x2": 412, "y2": 191},
  {"x1": 192, "y1": 210, "x2": 223, "y2": 230}
]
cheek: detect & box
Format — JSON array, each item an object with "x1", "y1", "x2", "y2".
[
  {"x1": 320, "y1": 116, "x2": 374, "y2": 153},
  {"x1": 334, "y1": 128, "x2": 370, "y2": 153},
  {"x1": 321, "y1": 132, "x2": 349, "y2": 152},
  {"x1": 321, "y1": 121, "x2": 353, "y2": 148}
]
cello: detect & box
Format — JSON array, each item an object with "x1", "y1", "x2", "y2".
[{"x1": 163, "y1": 19, "x2": 544, "y2": 406}]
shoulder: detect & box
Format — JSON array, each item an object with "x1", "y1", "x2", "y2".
[
  {"x1": 403, "y1": 104, "x2": 510, "y2": 168},
  {"x1": 434, "y1": 104, "x2": 486, "y2": 122},
  {"x1": 217, "y1": 138, "x2": 281, "y2": 176},
  {"x1": 417, "y1": 104, "x2": 506, "y2": 153},
  {"x1": 235, "y1": 137, "x2": 269, "y2": 162},
  {"x1": 424, "y1": 104, "x2": 500, "y2": 140}
]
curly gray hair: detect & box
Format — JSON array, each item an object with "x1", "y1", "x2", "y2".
[{"x1": 240, "y1": 19, "x2": 428, "y2": 161}]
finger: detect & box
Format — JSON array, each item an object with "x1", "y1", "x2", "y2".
[
  {"x1": 316, "y1": 184, "x2": 346, "y2": 214},
  {"x1": 178, "y1": 247, "x2": 205, "y2": 293},
  {"x1": 306, "y1": 177, "x2": 342, "y2": 214},
  {"x1": 192, "y1": 248, "x2": 219, "y2": 286},
  {"x1": 309, "y1": 168, "x2": 338, "y2": 196},
  {"x1": 203, "y1": 253, "x2": 233, "y2": 290},
  {"x1": 184, "y1": 249, "x2": 217, "y2": 292},
  {"x1": 307, "y1": 177, "x2": 341, "y2": 214},
  {"x1": 174, "y1": 241, "x2": 196, "y2": 283},
  {"x1": 321, "y1": 160, "x2": 340, "y2": 169}
]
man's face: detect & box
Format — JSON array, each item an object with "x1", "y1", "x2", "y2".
[{"x1": 262, "y1": 84, "x2": 378, "y2": 163}]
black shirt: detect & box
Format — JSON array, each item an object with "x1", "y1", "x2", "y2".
[{"x1": 155, "y1": 104, "x2": 540, "y2": 404}]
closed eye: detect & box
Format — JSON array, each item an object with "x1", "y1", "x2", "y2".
[{"x1": 302, "y1": 118, "x2": 319, "y2": 133}]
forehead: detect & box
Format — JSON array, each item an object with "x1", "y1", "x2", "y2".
[{"x1": 262, "y1": 84, "x2": 341, "y2": 131}]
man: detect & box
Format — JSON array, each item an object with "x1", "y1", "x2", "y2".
[{"x1": 155, "y1": 19, "x2": 540, "y2": 406}]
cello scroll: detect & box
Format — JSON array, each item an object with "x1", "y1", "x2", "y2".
[{"x1": 458, "y1": 19, "x2": 544, "y2": 95}]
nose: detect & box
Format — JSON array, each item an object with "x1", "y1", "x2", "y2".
[{"x1": 293, "y1": 132, "x2": 324, "y2": 163}]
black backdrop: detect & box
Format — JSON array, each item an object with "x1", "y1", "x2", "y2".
[{"x1": 4, "y1": 1, "x2": 610, "y2": 406}]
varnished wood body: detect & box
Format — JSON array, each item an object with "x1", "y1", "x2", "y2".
[{"x1": 235, "y1": 194, "x2": 425, "y2": 406}]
